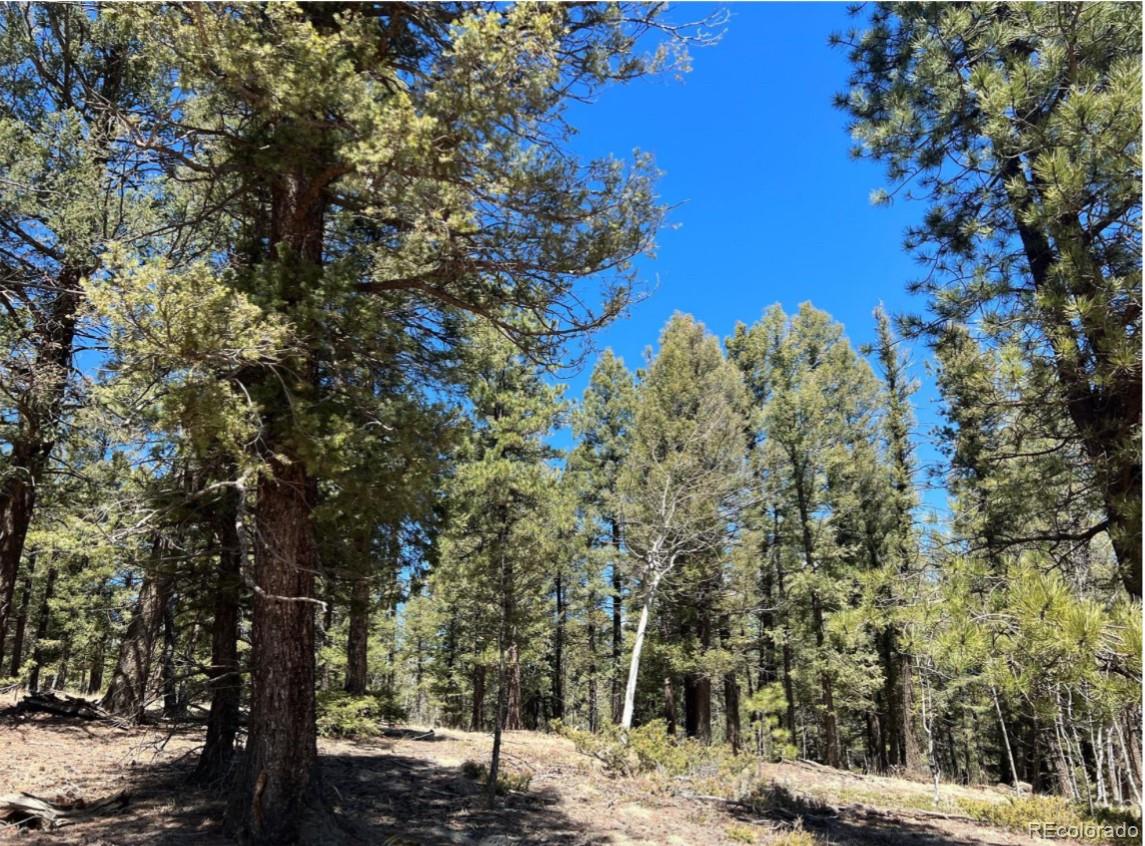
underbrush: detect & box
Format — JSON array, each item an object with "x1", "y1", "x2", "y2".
[
  {"x1": 557, "y1": 719, "x2": 1139, "y2": 846},
  {"x1": 956, "y1": 795, "x2": 1141, "y2": 845},
  {"x1": 460, "y1": 759, "x2": 532, "y2": 794},
  {"x1": 556, "y1": 719, "x2": 747, "y2": 781},
  {"x1": 556, "y1": 718, "x2": 763, "y2": 805},
  {"x1": 316, "y1": 690, "x2": 406, "y2": 738}
]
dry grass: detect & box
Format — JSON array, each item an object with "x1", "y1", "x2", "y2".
[{"x1": 0, "y1": 693, "x2": 1123, "y2": 846}]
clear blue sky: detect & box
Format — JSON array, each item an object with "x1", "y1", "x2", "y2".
[{"x1": 555, "y1": 2, "x2": 948, "y2": 515}]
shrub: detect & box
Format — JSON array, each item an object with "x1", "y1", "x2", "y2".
[
  {"x1": 555, "y1": 720, "x2": 634, "y2": 775},
  {"x1": 316, "y1": 690, "x2": 407, "y2": 738},
  {"x1": 956, "y1": 795, "x2": 1141, "y2": 845},
  {"x1": 725, "y1": 823, "x2": 757, "y2": 843},
  {"x1": 459, "y1": 759, "x2": 532, "y2": 794},
  {"x1": 768, "y1": 822, "x2": 820, "y2": 846},
  {"x1": 558, "y1": 718, "x2": 741, "y2": 781}
]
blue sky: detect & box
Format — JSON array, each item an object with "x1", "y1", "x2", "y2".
[{"x1": 555, "y1": 2, "x2": 949, "y2": 515}]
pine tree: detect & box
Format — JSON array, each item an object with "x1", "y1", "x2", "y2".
[
  {"x1": 618, "y1": 314, "x2": 749, "y2": 732},
  {"x1": 0, "y1": 5, "x2": 159, "y2": 665},
  {"x1": 107, "y1": 5, "x2": 698, "y2": 836},
  {"x1": 569, "y1": 351, "x2": 636, "y2": 726},
  {"x1": 869, "y1": 306, "x2": 922, "y2": 771},
  {"x1": 836, "y1": 2, "x2": 1143, "y2": 596},
  {"x1": 432, "y1": 325, "x2": 565, "y2": 805},
  {"x1": 729, "y1": 303, "x2": 885, "y2": 768}
]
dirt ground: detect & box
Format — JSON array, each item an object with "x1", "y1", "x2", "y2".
[{"x1": 0, "y1": 700, "x2": 1089, "y2": 846}]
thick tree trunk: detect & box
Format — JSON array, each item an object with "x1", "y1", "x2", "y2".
[
  {"x1": 229, "y1": 453, "x2": 322, "y2": 842},
  {"x1": 52, "y1": 638, "x2": 70, "y2": 690},
  {"x1": 228, "y1": 151, "x2": 331, "y2": 842},
  {"x1": 684, "y1": 673, "x2": 712, "y2": 743},
  {"x1": 344, "y1": 573, "x2": 370, "y2": 696},
  {"x1": 897, "y1": 653, "x2": 920, "y2": 767},
  {"x1": 101, "y1": 539, "x2": 169, "y2": 721},
  {"x1": 27, "y1": 566, "x2": 56, "y2": 691},
  {"x1": 0, "y1": 448, "x2": 39, "y2": 671},
  {"x1": 194, "y1": 485, "x2": 244, "y2": 784},
  {"x1": 8, "y1": 554, "x2": 35, "y2": 677},
  {"x1": 995, "y1": 151, "x2": 1142, "y2": 599}
]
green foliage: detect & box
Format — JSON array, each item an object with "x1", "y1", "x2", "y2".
[
  {"x1": 952, "y1": 795, "x2": 1143, "y2": 845},
  {"x1": 724, "y1": 823, "x2": 757, "y2": 844},
  {"x1": 459, "y1": 760, "x2": 532, "y2": 795},
  {"x1": 837, "y1": 2, "x2": 1142, "y2": 591},
  {"x1": 316, "y1": 691, "x2": 407, "y2": 739},
  {"x1": 744, "y1": 684, "x2": 797, "y2": 761}
]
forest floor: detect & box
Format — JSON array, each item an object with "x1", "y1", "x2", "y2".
[{"x1": 0, "y1": 696, "x2": 1104, "y2": 846}]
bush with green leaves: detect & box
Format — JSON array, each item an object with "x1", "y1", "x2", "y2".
[
  {"x1": 459, "y1": 759, "x2": 531, "y2": 794},
  {"x1": 315, "y1": 691, "x2": 407, "y2": 739}
]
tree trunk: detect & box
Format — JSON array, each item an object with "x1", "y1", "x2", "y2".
[
  {"x1": 621, "y1": 574, "x2": 658, "y2": 730},
  {"x1": 8, "y1": 554, "x2": 35, "y2": 677},
  {"x1": 487, "y1": 640, "x2": 508, "y2": 808},
  {"x1": 0, "y1": 282, "x2": 81, "y2": 668},
  {"x1": 897, "y1": 652, "x2": 920, "y2": 768},
  {"x1": 663, "y1": 675, "x2": 677, "y2": 734},
  {"x1": 0, "y1": 447, "x2": 40, "y2": 672},
  {"x1": 812, "y1": 591, "x2": 841, "y2": 768},
  {"x1": 724, "y1": 670, "x2": 741, "y2": 752},
  {"x1": 194, "y1": 484, "x2": 244, "y2": 784},
  {"x1": 552, "y1": 574, "x2": 565, "y2": 721},
  {"x1": 992, "y1": 687, "x2": 1018, "y2": 786},
  {"x1": 27, "y1": 566, "x2": 56, "y2": 691},
  {"x1": 795, "y1": 472, "x2": 840, "y2": 769},
  {"x1": 228, "y1": 451, "x2": 322, "y2": 843},
  {"x1": 504, "y1": 642, "x2": 523, "y2": 731},
  {"x1": 344, "y1": 573, "x2": 370, "y2": 696},
  {"x1": 684, "y1": 673, "x2": 711, "y2": 742},
  {"x1": 1106, "y1": 726, "x2": 1123, "y2": 805},
  {"x1": 52, "y1": 638, "x2": 71, "y2": 690},
  {"x1": 586, "y1": 584, "x2": 598, "y2": 732},
  {"x1": 86, "y1": 639, "x2": 106, "y2": 695},
  {"x1": 227, "y1": 150, "x2": 331, "y2": 841},
  {"x1": 161, "y1": 592, "x2": 180, "y2": 717},
  {"x1": 101, "y1": 538, "x2": 169, "y2": 721},
  {"x1": 610, "y1": 519, "x2": 623, "y2": 724},
  {"x1": 471, "y1": 665, "x2": 486, "y2": 731}
]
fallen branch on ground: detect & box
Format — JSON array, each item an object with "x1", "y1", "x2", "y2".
[{"x1": 0, "y1": 791, "x2": 130, "y2": 829}]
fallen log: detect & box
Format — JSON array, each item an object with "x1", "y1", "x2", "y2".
[
  {"x1": 15, "y1": 691, "x2": 108, "y2": 721},
  {"x1": 0, "y1": 791, "x2": 130, "y2": 829}
]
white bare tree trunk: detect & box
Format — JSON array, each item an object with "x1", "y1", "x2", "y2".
[{"x1": 621, "y1": 574, "x2": 659, "y2": 730}]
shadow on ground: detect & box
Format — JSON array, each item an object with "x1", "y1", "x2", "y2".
[
  {"x1": 322, "y1": 749, "x2": 584, "y2": 845},
  {"x1": 727, "y1": 784, "x2": 1019, "y2": 846},
  {"x1": 8, "y1": 746, "x2": 585, "y2": 846}
]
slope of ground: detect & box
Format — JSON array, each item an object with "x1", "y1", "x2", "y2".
[{"x1": 0, "y1": 703, "x2": 1110, "y2": 845}]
